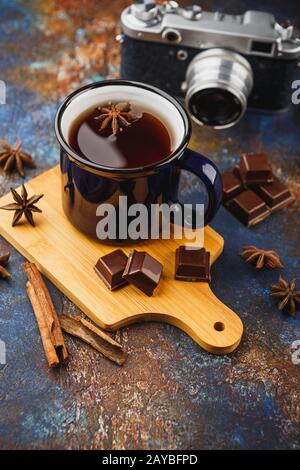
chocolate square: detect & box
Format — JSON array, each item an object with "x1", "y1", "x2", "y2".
[
  {"x1": 227, "y1": 189, "x2": 271, "y2": 227},
  {"x1": 94, "y1": 249, "x2": 128, "y2": 290},
  {"x1": 252, "y1": 176, "x2": 295, "y2": 211},
  {"x1": 175, "y1": 246, "x2": 210, "y2": 282},
  {"x1": 239, "y1": 153, "x2": 273, "y2": 184},
  {"x1": 123, "y1": 250, "x2": 163, "y2": 296},
  {"x1": 222, "y1": 170, "x2": 244, "y2": 202}
]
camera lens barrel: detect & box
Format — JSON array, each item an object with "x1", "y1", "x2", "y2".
[{"x1": 185, "y1": 48, "x2": 254, "y2": 129}]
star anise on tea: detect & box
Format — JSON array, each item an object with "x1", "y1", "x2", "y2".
[
  {"x1": 0, "y1": 140, "x2": 36, "y2": 177},
  {"x1": 240, "y1": 246, "x2": 283, "y2": 269},
  {"x1": 0, "y1": 184, "x2": 44, "y2": 227},
  {"x1": 270, "y1": 276, "x2": 300, "y2": 316},
  {"x1": 0, "y1": 251, "x2": 10, "y2": 280},
  {"x1": 94, "y1": 102, "x2": 139, "y2": 135}
]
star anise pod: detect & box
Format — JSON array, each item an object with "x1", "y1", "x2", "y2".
[
  {"x1": 0, "y1": 184, "x2": 44, "y2": 227},
  {"x1": 94, "y1": 102, "x2": 139, "y2": 135},
  {"x1": 0, "y1": 251, "x2": 10, "y2": 280},
  {"x1": 270, "y1": 277, "x2": 300, "y2": 316},
  {"x1": 0, "y1": 139, "x2": 36, "y2": 177},
  {"x1": 241, "y1": 246, "x2": 283, "y2": 269}
]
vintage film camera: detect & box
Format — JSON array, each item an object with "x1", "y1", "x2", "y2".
[{"x1": 120, "y1": 1, "x2": 300, "y2": 128}]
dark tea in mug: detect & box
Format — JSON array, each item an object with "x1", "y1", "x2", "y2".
[{"x1": 68, "y1": 102, "x2": 172, "y2": 169}]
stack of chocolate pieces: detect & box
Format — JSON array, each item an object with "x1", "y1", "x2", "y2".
[
  {"x1": 94, "y1": 249, "x2": 163, "y2": 296},
  {"x1": 222, "y1": 153, "x2": 294, "y2": 227}
]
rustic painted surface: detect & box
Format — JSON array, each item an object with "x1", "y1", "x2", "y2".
[{"x1": 0, "y1": 0, "x2": 300, "y2": 450}]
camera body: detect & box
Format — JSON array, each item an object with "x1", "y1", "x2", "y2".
[{"x1": 120, "y1": 1, "x2": 300, "y2": 128}]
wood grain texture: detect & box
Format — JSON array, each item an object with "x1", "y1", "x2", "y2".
[{"x1": 0, "y1": 166, "x2": 243, "y2": 354}]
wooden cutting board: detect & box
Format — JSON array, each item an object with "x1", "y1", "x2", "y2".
[{"x1": 0, "y1": 166, "x2": 243, "y2": 354}]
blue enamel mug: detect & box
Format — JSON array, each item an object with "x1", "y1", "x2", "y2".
[{"x1": 55, "y1": 80, "x2": 222, "y2": 243}]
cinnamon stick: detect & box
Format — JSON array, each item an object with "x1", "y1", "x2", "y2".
[
  {"x1": 26, "y1": 281, "x2": 59, "y2": 367},
  {"x1": 60, "y1": 315, "x2": 126, "y2": 366},
  {"x1": 24, "y1": 262, "x2": 68, "y2": 367}
]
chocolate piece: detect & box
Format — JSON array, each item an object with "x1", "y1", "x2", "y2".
[
  {"x1": 252, "y1": 176, "x2": 295, "y2": 211},
  {"x1": 123, "y1": 250, "x2": 163, "y2": 296},
  {"x1": 222, "y1": 170, "x2": 244, "y2": 202},
  {"x1": 94, "y1": 249, "x2": 128, "y2": 290},
  {"x1": 227, "y1": 189, "x2": 271, "y2": 227},
  {"x1": 239, "y1": 153, "x2": 273, "y2": 184},
  {"x1": 175, "y1": 246, "x2": 210, "y2": 282}
]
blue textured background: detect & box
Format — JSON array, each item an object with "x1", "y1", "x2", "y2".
[{"x1": 0, "y1": 0, "x2": 299, "y2": 450}]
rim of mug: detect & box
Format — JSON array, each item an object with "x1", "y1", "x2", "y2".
[{"x1": 55, "y1": 80, "x2": 192, "y2": 175}]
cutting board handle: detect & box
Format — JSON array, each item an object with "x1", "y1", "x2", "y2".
[
  {"x1": 121, "y1": 284, "x2": 243, "y2": 355},
  {"x1": 169, "y1": 284, "x2": 243, "y2": 354}
]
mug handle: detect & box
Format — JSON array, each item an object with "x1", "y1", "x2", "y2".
[{"x1": 175, "y1": 148, "x2": 223, "y2": 226}]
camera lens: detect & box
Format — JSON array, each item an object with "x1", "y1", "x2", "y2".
[
  {"x1": 189, "y1": 88, "x2": 243, "y2": 127},
  {"x1": 185, "y1": 49, "x2": 253, "y2": 129}
]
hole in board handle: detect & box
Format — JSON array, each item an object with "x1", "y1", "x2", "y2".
[{"x1": 214, "y1": 322, "x2": 225, "y2": 332}]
